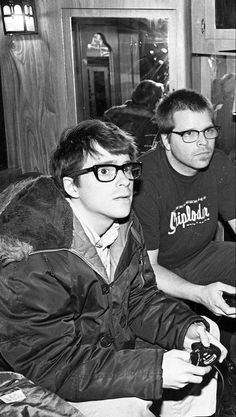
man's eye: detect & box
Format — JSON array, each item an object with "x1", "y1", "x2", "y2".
[
  {"x1": 205, "y1": 127, "x2": 215, "y2": 134},
  {"x1": 124, "y1": 165, "x2": 132, "y2": 173},
  {"x1": 184, "y1": 130, "x2": 195, "y2": 136},
  {"x1": 100, "y1": 167, "x2": 110, "y2": 175}
]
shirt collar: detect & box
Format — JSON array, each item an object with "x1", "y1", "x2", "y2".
[{"x1": 66, "y1": 198, "x2": 120, "y2": 250}]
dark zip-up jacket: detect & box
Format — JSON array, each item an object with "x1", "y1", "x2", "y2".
[{"x1": 0, "y1": 176, "x2": 207, "y2": 402}]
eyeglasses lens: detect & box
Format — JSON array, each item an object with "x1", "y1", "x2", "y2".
[
  {"x1": 183, "y1": 127, "x2": 218, "y2": 143},
  {"x1": 97, "y1": 166, "x2": 116, "y2": 181},
  {"x1": 97, "y1": 164, "x2": 141, "y2": 182},
  {"x1": 127, "y1": 166, "x2": 141, "y2": 179},
  {"x1": 204, "y1": 127, "x2": 218, "y2": 139}
]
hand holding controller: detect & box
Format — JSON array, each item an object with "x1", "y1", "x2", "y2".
[
  {"x1": 190, "y1": 342, "x2": 221, "y2": 367},
  {"x1": 223, "y1": 292, "x2": 236, "y2": 308}
]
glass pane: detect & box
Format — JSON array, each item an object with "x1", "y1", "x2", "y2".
[
  {"x1": 3, "y1": 5, "x2": 11, "y2": 15},
  {"x1": 209, "y1": 55, "x2": 236, "y2": 159},
  {"x1": 14, "y1": 5, "x2": 23, "y2": 15},
  {"x1": 215, "y1": 0, "x2": 236, "y2": 29},
  {"x1": 25, "y1": 15, "x2": 35, "y2": 31},
  {"x1": 138, "y1": 18, "x2": 169, "y2": 86},
  {"x1": 4, "y1": 15, "x2": 24, "y2": 32},
  {"x1": 72, "y1": 17, "x2": 169, "y2": 120}
]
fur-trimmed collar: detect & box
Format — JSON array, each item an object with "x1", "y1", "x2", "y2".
[{"x1": 0, "y1": 176, "x2": 73, "y2": 265}]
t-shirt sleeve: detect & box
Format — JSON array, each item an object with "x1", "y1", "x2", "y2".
[
  {"x1": 133, "y1": 157, "x2": 160, "y2": 250},
  {"x1": 213, "y1": 150, "x2": 236, "y2": 221}
]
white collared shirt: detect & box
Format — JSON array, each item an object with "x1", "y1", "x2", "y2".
[{"x1": 67, "y1": 198, "x2": 120, "y2": 278}]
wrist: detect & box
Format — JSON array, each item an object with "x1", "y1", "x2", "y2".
[{"x1": 191, "y1": 284, "x2": 205, "y2": 303}]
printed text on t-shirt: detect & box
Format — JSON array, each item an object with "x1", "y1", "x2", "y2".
[{"x1": 168, "y1": 196, "x2": 210, "y2": 235}]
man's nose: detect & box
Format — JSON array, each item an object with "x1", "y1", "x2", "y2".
[
  {"x1": 116, "y1": 169, "x2": 130, "y2": 185},
  {"x1": 197, "y1": 131, "x2": 208, "y2": 146}
]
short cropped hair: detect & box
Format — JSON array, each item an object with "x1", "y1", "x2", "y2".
[
  {"x1": 156, "y1": 89, "x2": 214, "y2": 134},
  {"x1": 131, "y1": 80, "x2": 164, "y2": 110},
  {"x1": 50, "y1": 119, "x2": 137, "y2": 189}
]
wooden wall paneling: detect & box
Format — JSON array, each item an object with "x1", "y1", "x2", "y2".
[
  {"x1": 57, "y1": 0, "x2": 178, "y2": 9},
  {"x1": 0, "y1": 2, "x2": 60, "y2": 173},
  {"x1": 0, "y1": 36, "x2": 21, "y2": 170},
  {"x1": 226, "y1": 56, "x2": 236, "y2": 74},
  {"x1": 176, "y1": 0, "x2": 191, "y2": 89},
  {"x1": 191, "y1": 0, "x2": 206, "y2": 54},
  {"x1": 196, "y1": 56, "x2": 213, "y2": 101},
  {"x1": 36, "y1": 0, "x2": 71, "y2": 168},
  {"x1": 0, "y1": 0, "x2": 70, "y2": 174},
  {"x1": 1, "y1": 37, "x2": 50, "y2": 172},
  {"x1": 191, "y1": 55, "x2": 202, "y2": 92},
  {"x1": 0, "y1": 0, "x2": 191, "y2": 174}
]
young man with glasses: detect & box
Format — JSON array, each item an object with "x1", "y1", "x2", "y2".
[
  {"x1": 0, "y1": 119, "x2": 225, "y2": 417},
  {"x1": 133, "y1": 89, "x2": 236, "y2": 359}
]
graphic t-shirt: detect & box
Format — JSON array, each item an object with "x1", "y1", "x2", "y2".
[{"x1": 133, "y1": 144, "x2": 235, "y2": 269}]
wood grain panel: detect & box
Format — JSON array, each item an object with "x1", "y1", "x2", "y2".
[
  {"x1": 0, "y1": 0, "x2": 68, "y2": 174},
  {"x1": 0, "y1": 0, "x2": 189, "y2": 174}
]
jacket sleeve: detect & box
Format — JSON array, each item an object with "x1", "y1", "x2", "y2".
[
  {"x1": 0, "y1": 255, "x2": 163, "y2": 403},
  {"x1": 128, "y1": 216, "x2": 209, "y2": 350}
]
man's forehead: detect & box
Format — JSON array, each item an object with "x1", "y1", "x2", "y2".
[
  {"x1": 83, "y1": 144, "x2": 130, "y2": 166},
  {"x1": 173, "y1": 109, "x2": 212, "y2": 127}
]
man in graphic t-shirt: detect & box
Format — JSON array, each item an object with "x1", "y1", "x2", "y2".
[{"x1": 133, "y1": 89, "x2": 236, "y2": 326}]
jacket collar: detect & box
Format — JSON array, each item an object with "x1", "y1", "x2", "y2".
[
  {"x1": 0, "y1": 175, "x2": 134, "y2": 271},
  {"x1": 0, "y1": 176, "x2": 73, "y2": 265}
]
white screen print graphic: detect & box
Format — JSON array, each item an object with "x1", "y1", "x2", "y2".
[{"x1": 168, "y1": 196, "x2": 210, "y2": 235}]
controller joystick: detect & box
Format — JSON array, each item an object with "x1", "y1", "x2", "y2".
[
  {"x1": 190, "y1": 342, "x2": 221, "y2": 367},
  {"x1": 223, "y1": 293, "x2": 236, "y2": 308}
]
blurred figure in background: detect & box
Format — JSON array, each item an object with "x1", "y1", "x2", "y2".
[{"x1": 104, "y1": 79, "x2": 164, "y2": 154}]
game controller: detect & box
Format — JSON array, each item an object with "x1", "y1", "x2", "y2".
[
  {"x1": 223, "y1": 292, "x2": 236, "y2": 308},
  {"x1": 190, "y1": 342, "x2": 221, "y2": 367}
]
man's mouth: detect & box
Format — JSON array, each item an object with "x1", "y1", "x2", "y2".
[
  {"x1": 195, "y1": 151, "x2": 211, "y2": 156},
  {"x1": 114, "y1": 195, "x2": 131, "y2": 199}
]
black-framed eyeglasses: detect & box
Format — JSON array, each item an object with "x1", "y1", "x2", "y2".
[
  {"x1": 170, "y1": 126, "x2": 220, "y2": 143},
  {"x1": 72, "y1": 162, "x2": 142, "y2": 182}
]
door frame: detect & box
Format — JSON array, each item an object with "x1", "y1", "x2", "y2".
[
  {"x1": 73, "y1": 23, "x2": 117, "y2": 121},
  {"x1": 62, "y1": 4, "x2": 189, "y2": 124}
]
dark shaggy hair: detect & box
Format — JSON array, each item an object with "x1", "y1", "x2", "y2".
[
  {"x1": 131, "y1": 80, "x2": 164, "y2": 110},
  {"x1": 50, "y1": 119, "x2": 137, "y2": 189}
]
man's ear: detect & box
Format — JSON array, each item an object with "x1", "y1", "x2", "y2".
[
  {"x1": 63, "y1": 177, "x2": 80, "y2": 198},
  {"x1": 161, "y1": 134, "x2": 171, "y2": 151}
]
